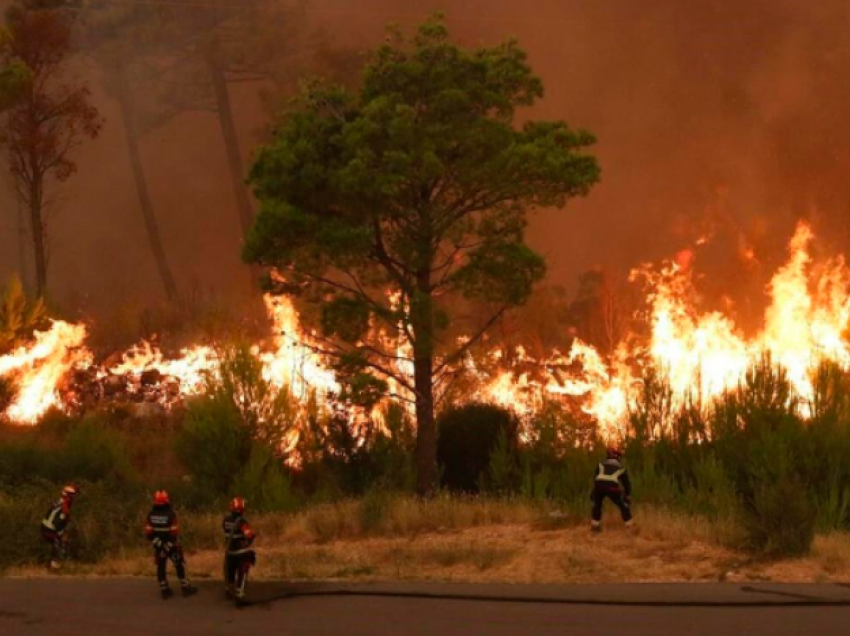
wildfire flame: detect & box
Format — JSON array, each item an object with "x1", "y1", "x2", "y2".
[
  {"x1": 2, "y1": 221, "x2": 850, "y2": 441},
  {"x1": 0, "y1": 321, "x2": 90, "y2": 423}
]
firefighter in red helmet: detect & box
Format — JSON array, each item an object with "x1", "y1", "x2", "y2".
[
  {"x1": 222, "y1": 497, "x2": 257, "y2": 605},
  {"x1": 590, "y1": 445, "x2": 634, "y2": 532},
  {"x1": 40, "y1": 484, "x2": 79, "y2": 569},
  {"x1": 144, "y1": 490, "x2": 198, "y2": 599}
]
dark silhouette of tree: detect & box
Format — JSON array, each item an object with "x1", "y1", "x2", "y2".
[
  {"x1": 81, "y1": 1, "x2": 180, "y2": 300},
  {"x1": 148, "y1": 0, "x2": 315, "y2": 244},
  {"x1": 245, "y1": 16, "x2": 599, "y2": 495},
  {"x1": 3, "y1": 7, "x2": 102, "y2": 297}
]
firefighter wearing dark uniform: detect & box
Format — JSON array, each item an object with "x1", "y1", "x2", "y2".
[
  {"x1": 41, "y1": 484, "x2": 79, "y2": 569},
  {"x1": 144, "y1": 490, "x2": 198, "y2": 599},
  {"x1": 591, "y1": 446, "x2": 633, "y2": 532},
  {"x1": 222, "y1": 497, "x2": 256, "y2": 604}
]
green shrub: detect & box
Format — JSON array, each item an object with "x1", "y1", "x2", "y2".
[
  {"x1": 484, "y1": 428, "x2": 519, "y2": 494},
  {"x1": 743, "y1": 478, "x2": 816, "y2": 557},
  {"x1": 437, "y1": 403, "x2": 518, "y2": 493},
  {"x1": 176, "y1": 394, "x2": 252, "y2": 496},
  {"x1": 0, "y1": 419, "x2": 135, "y2": 484},
  {"x1": 231, "y1": 444, "x2": 298, "y2": 513},
  {"x1": 54, "y1": 420, "x2": 137, "y2": 483},
  {"x1": 0, "y1": 440, "x2": 52, "y2": 483}
]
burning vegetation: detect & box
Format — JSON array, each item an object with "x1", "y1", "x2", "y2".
[{"x1": 1, "y1": 221, "x2": 849, "y2": 444}]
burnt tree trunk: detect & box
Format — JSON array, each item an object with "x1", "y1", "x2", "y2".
[{"x1": 114, "y1": 62, "x2": 179, "y2": 301}]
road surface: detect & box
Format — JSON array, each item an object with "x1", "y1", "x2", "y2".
[{"x1": 2, "y1": 579, "x2": 850, "y2": 635}]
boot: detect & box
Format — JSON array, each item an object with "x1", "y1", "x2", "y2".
[
  {"x1": 49, "y1": 560, "x2": 62, "y2": 570},
  {"x1": 590, "y1": 521, "x2": 602, "y2": 533},
  {"x1": 181, "y1": 585, "x2": 199, "y2": 597},
  {"x1": 161, "y1": 587, "x2": 174, "y2": 600}
]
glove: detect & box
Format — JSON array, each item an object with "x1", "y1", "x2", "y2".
[{"x1": 152, "y1": 538, "x2": 163, "y2": 549}]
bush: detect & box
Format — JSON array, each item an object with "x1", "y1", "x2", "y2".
[
  {"x1": 54, "y1": 420, "x2": 137, "y2": 483},
  {"x1": 743, "y1": 478, "x2": 816, "y2": 557},
  {"x1": 0, "y1": 418, "x2": 136, "y2": 484},
  {"x1": 175, "y1": 393, "x2": 252, "y2": 496},
  {"x1": 437, "y1": 403, "x2": 518, "y2": 493},
  {"x1": 231, "y1": 444, "x2": 298, "y2": 513}
]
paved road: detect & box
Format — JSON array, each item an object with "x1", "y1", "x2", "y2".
[{"x1": 2, "y1": 579, "x2": 850, "y2": 636}]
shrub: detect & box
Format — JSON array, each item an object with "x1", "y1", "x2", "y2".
[
  {"x1": 738, "y1": 423, "x2": 816, "y2": 557},
  {"x1": 0, "y1": 418, "x2": 135, "y2": 484},
  {"x1": 231, "y1": 444, "x2": 298, "y2": 513},
  {"x1": 54, "y1": 419, "x2": 137, "y2": 483},
  {"x1": 484, "y1": 428, "x2": 519, "y2": 494},
  {"x1": 743, "y1": 477, "x2": 816, "y2": 557},
  {"x1": 176, "y1": 393, "x2": 252, "y2": 496},
  {"x1": 437, "y1": 403, "x2": 518, "y2": 493}
]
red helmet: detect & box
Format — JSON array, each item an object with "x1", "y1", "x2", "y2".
[
  {"x1": 606, "y1": 445, "x2": 624, "y2": 460},
  {"x1": 61, "y1": 484, "x2": 80, "y2": 499},
  {"x1": 230, "y1": 497, "x2": 246, "y2": 514},
  {"x1": 154, "y1": 490, "x2": 170, "y2": 506}
]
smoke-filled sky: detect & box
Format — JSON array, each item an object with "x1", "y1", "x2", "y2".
[{"x1": 2, "y1": 0, "x2": 849, "y2": 330}]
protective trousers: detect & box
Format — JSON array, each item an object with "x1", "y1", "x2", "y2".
[
  {"x1": 41, "y1": 528, "x2": 67, "y2": 562},
  {"x1": 225, "y1": 552, "x2": 255, "y2": 599},
  {"x1": 155, "y1": 547, "x2": 189, "y2": 591},
  {"x1": 591, "y1": 489, "x2": 632, "y2": 524}
]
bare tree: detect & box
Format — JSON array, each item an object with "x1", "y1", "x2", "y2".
[{"x1": 4, "y1": 8, "x2": 102, "y2": 297}]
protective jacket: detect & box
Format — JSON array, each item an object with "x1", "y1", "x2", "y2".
[
  {"x1": 145, "y1": 504, "x2": 179, "y2": 550},
  {"x1": 594, "y1": 458, "x2": 632, "y2": 495},
  {"x1": 222, "y1": 512, "x2": 256, "y2": 555},
  {"x1": 41, "y1": 500, "x2": 71, "y2": 536}
]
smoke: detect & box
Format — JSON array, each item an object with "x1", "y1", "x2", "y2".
[{"x1": 1, "y1": 0, "x2": 848, "y2": 332}]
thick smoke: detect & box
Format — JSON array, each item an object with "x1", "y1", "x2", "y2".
[{"x1": 1, "y1": 0, "x2": 848, "y2": 332}]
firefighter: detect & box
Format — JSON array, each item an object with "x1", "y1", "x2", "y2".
[
  {"x1": 144, "y1": 490, "x2": 198, "y2": 599},
  {"x1": 222, "y1": 497, "x2": 257, "y2": 604},
  {"x1": 40, "y1": 484, "x2": 79, "y2": 569},
  {"x1": 591, "y1": 445, "x2": 634, "y2": 532}
]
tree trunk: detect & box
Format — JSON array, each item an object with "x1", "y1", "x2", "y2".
[
  {"x1": 114, "y1": 62, "x2": 179, "y2": 301},
  {"x1": 414, "y1": 348, "x2": 437, "y2": 496},
  {"x1": 16, "y1": 204, "x2": 28, "y2": 291},
  {"x1": 413, "y1": 257, "x2": 437, "y2": 496},
  {"x1": 28, "y1": 177, "x2": 46, "y2": 298},
  {"x1": 204, "y1": 39, "x2": 254, "y2": 240}
]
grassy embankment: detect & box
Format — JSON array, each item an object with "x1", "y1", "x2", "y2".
[{"x1": 5, "y1": 494, "x2": 850, "y2": 584}]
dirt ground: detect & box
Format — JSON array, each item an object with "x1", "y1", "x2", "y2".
[{"x1": 8, "y1": 507, "x2": 850, "y2": 584}]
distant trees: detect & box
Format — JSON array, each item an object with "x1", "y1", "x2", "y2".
[
  {"x1": 81, "y1": 1, "x2": 180, "y2": 300},
  {"x1": 146, "y1": 0, "x2": 316, "y2": 243},
  {"x1": 3, "y1": 6, "x2": 102, "y2": 297},
  {"x1": 245, "y1": 17, "x2": 599, "y2": 495}
]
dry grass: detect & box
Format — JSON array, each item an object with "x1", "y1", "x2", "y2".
[{"x1": 7, "y1": 498, "x2": 850, "y2": 584}]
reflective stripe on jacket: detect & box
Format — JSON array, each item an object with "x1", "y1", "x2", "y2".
[
  {"x1": 41, "y1": 501, "x2": 69, "y2": 534},
  {"x1": 594, "y1": 458, "x2": 631, "y2": 494},
  {"x1": 223, "y1": 513, "x2": 256, "y2": 555}
]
